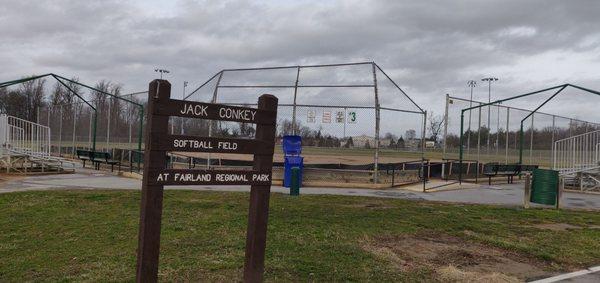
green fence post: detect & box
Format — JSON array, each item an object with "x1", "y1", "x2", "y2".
[
  {"x1": 92, "y1": 109, "x2": 98, "y2": 152},
  {"x1": 518, "y1": 122, "x2": 524, "y2": 165}
]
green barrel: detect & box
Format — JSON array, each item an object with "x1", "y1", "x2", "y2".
[
  {"x1": 290, "y1": 167, "x2": 300, "y2": 196},
  {"x1": 530, "y1": 168, "x2": 559, "y2": 205}
]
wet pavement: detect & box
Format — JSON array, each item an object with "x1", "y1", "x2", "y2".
[{"x1": 1, "y1": 169, "x2": 600, "y2": 210}]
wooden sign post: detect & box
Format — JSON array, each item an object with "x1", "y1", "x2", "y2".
[{"x1": 136, "y1": 79, "x2": 278, "y2": 283}]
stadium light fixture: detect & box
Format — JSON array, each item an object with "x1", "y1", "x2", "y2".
[
  {"x1": 154, "y1": 68, "x2": 170, "y2": 79},
  {"x1": 481, "y1": 77, "x2": 499, "y2": 153}
]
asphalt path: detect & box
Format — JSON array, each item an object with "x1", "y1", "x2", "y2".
[{"x1": 1, "y1": 169, "x2": 599, "y2": 210}]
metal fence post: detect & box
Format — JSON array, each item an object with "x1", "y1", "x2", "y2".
[
  {"x1": 530, "y1": 113, "x2": 534, "y2": 164},
  {"x1": 88, "y1": 111, "x2": 92, "y2": 149},
  {"x1": 371, "y1": 63, "x2": 380, "y2": 183},
  {"x1": 422, "y1": 110, "x2": 428, "y2": 186},
  {"x1": 72, "y1": 106, "x2": 77, "y2": 156},
  {"x1": 207, "y1": 71, "x2": 223, "y2": 168},
  {"x1": 496, "y1": 105, "x2": 500, "y2": 157},
  {"x1": 107, "y1": 96, "x2": 111, "y2": 148},
  {"x1": 442, "y1": 94, "x2": 449, "y2": 160},
  {"x1": 58, "y1": 105, "x2": 63, "y2": 157},
  {"x1": 129, "y1": 93, "x2": 133, "y2": 163},
  {"x1": 551, "y1": 115, "x2": 556, "y2": 163},
  {"x1": 291, "y1": 66, "x2": 300, "y2": 135},
  {"x1": 477, "y1": 105, "x2": 482, "y2": 171},
  {"x1": 505, "y1": 108, "x2": 510, "y2": 164}
]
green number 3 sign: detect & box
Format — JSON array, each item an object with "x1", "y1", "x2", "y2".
[{"x1": 348, "y1": 111, "x2": 357, "y2": 124}]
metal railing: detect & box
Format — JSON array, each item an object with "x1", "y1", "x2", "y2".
[
  {"x1": 1, "y1": 114, "x2": 51, "y2": 157},
  {"x1": 553, "y1": 129, "x2": 600, "y2": 175}
]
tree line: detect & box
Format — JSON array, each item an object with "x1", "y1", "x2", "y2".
[
  {"x1": 0, "y1": 77, "x2": 145, "y2": 144},
  {"x1": 444, "y1": 121, "x2": 598, "y2": 150}
]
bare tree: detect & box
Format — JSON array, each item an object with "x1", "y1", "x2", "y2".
[
  {"x1": 427, "y1": 112, "x2": 445, "y2": 143},
  {"x1": 19, "y1": 77, "x2": 46, "y2": 121}
]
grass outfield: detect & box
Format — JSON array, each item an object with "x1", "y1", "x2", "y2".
[{"x1": 1, "y1": 190, "x2": 600, "y2": 281}]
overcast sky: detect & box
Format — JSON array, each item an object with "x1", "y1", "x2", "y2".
[{"x1": 1, "y1": 0, "x2": 599, "y2": 125}]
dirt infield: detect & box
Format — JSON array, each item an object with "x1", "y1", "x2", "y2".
[
  {"x1": 177, "y1": 152, "x2": 425, "y2": 165},
  {"x1": 175, "y1": 147, "x2": 432, "y2": 165}
]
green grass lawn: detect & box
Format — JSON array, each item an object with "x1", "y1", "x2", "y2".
[{"x1": 1, "y1": 190, "x2": 599, "y2": 281}]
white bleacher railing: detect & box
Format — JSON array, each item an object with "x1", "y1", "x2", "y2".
[
  {"x1": 553, "y1": 129, "x2": 600, "y2": 175},
  {"x1": 1, "y1": 114, "x2": 51, "y2": 157}
]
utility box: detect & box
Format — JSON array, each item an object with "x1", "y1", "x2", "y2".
[{"x1": 283, "y1": 135, "x2": 303, "y2": 188}]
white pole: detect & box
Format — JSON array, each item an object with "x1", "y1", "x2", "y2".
[
  {"x1": 505, "y1": 108, "x2": 510, "y2": 164},
  {"x1": 442, "y1": 94, "x2": 449, "y2": 159},
  {"x1": 477, "y1": 105, "x2": 482, "y2": 165},
  {"x1": 496, "y1": 105, "x2": 500, "y2": 157}
]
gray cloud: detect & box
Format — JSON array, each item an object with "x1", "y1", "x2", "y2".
[{"x1": 1, "y1": 0, "x2": 599, "y2": 124}]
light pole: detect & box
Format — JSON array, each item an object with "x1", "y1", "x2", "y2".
[
  {"x1": 181, "y1": 81, "x2": 188, "y2": 135},
  {"x1": 467, "y1": 80, "x2": 477, "y2": 154},
  {"x1": 481, "y1": 77, "x2": 498, "y2": 154},
  {"x1": 154, "y1": 68, "x2": 170, "y2": 79}
]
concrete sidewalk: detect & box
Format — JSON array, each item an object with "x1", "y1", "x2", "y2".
[{"x1": 1, "y1": 169, "x2": 600, "y2": 210}]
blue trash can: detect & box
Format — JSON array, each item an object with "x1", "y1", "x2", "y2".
[
  {"x1": 284, "y1": 156, "x2": 303, "y2": 187},
  {"x1": 282, "y1": 135, "x2": 303, "y2": 188}
]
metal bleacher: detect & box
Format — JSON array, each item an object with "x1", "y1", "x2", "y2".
[
  {"x1": 553, "y1": 129, "x2": 600, "y2": 191},
  {"x1": 0, "y1": 114, "x2": 75, "y2": 173}
]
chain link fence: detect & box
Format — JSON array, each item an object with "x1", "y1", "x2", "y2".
[
  {"x1": 178, "y1": 62, "x2": 426, "y2": 184},
  {"x1": 443, "y1": 94, "x2": 600, "y2": 168},
  {"x1": 22, "y1": 76, "x2": 148, "y2": 166}
]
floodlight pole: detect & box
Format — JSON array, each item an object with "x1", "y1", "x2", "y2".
[
  {"x1": 482, "y1": 77, "x2": 498, "y2": 155},
  {"x1": 467, "y1": 80, "x2": 476, "y2": 154},
  {"x1": 154, "y1": 69, "x2": 170, "y2": 80}
]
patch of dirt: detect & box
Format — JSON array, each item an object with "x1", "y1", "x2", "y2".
[
  {"x1": 361, "y1": 233, "x2": 554, "y2": 282},
  {"x1": 529, "y1": 223, "x2": 600, "y2": 231},
  {"x1": 437, "y1": 265, "x2": 519, "y2": 283},
  {"x1": 531, "y1": 223, "x2": 582, "y2": 231}
]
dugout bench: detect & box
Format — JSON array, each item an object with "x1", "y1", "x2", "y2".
[
  {"x1": 482, "y1": 163, "x2": 538, "y2": 185},
  {"x1": 76, "y1": 150, "x2": 121, "y2": 172}
]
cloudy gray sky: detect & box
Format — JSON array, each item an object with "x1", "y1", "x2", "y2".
[{"x1": 2, "y1": 0, "x2": 600, "y2": 126}]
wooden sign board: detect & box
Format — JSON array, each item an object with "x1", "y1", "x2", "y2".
[
  {"x1": 136, "y1": 80, "x2": 278, "y2": 283},
  {"x1": 155, "y1": 99, "x2": 277, "y2": 124}
]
